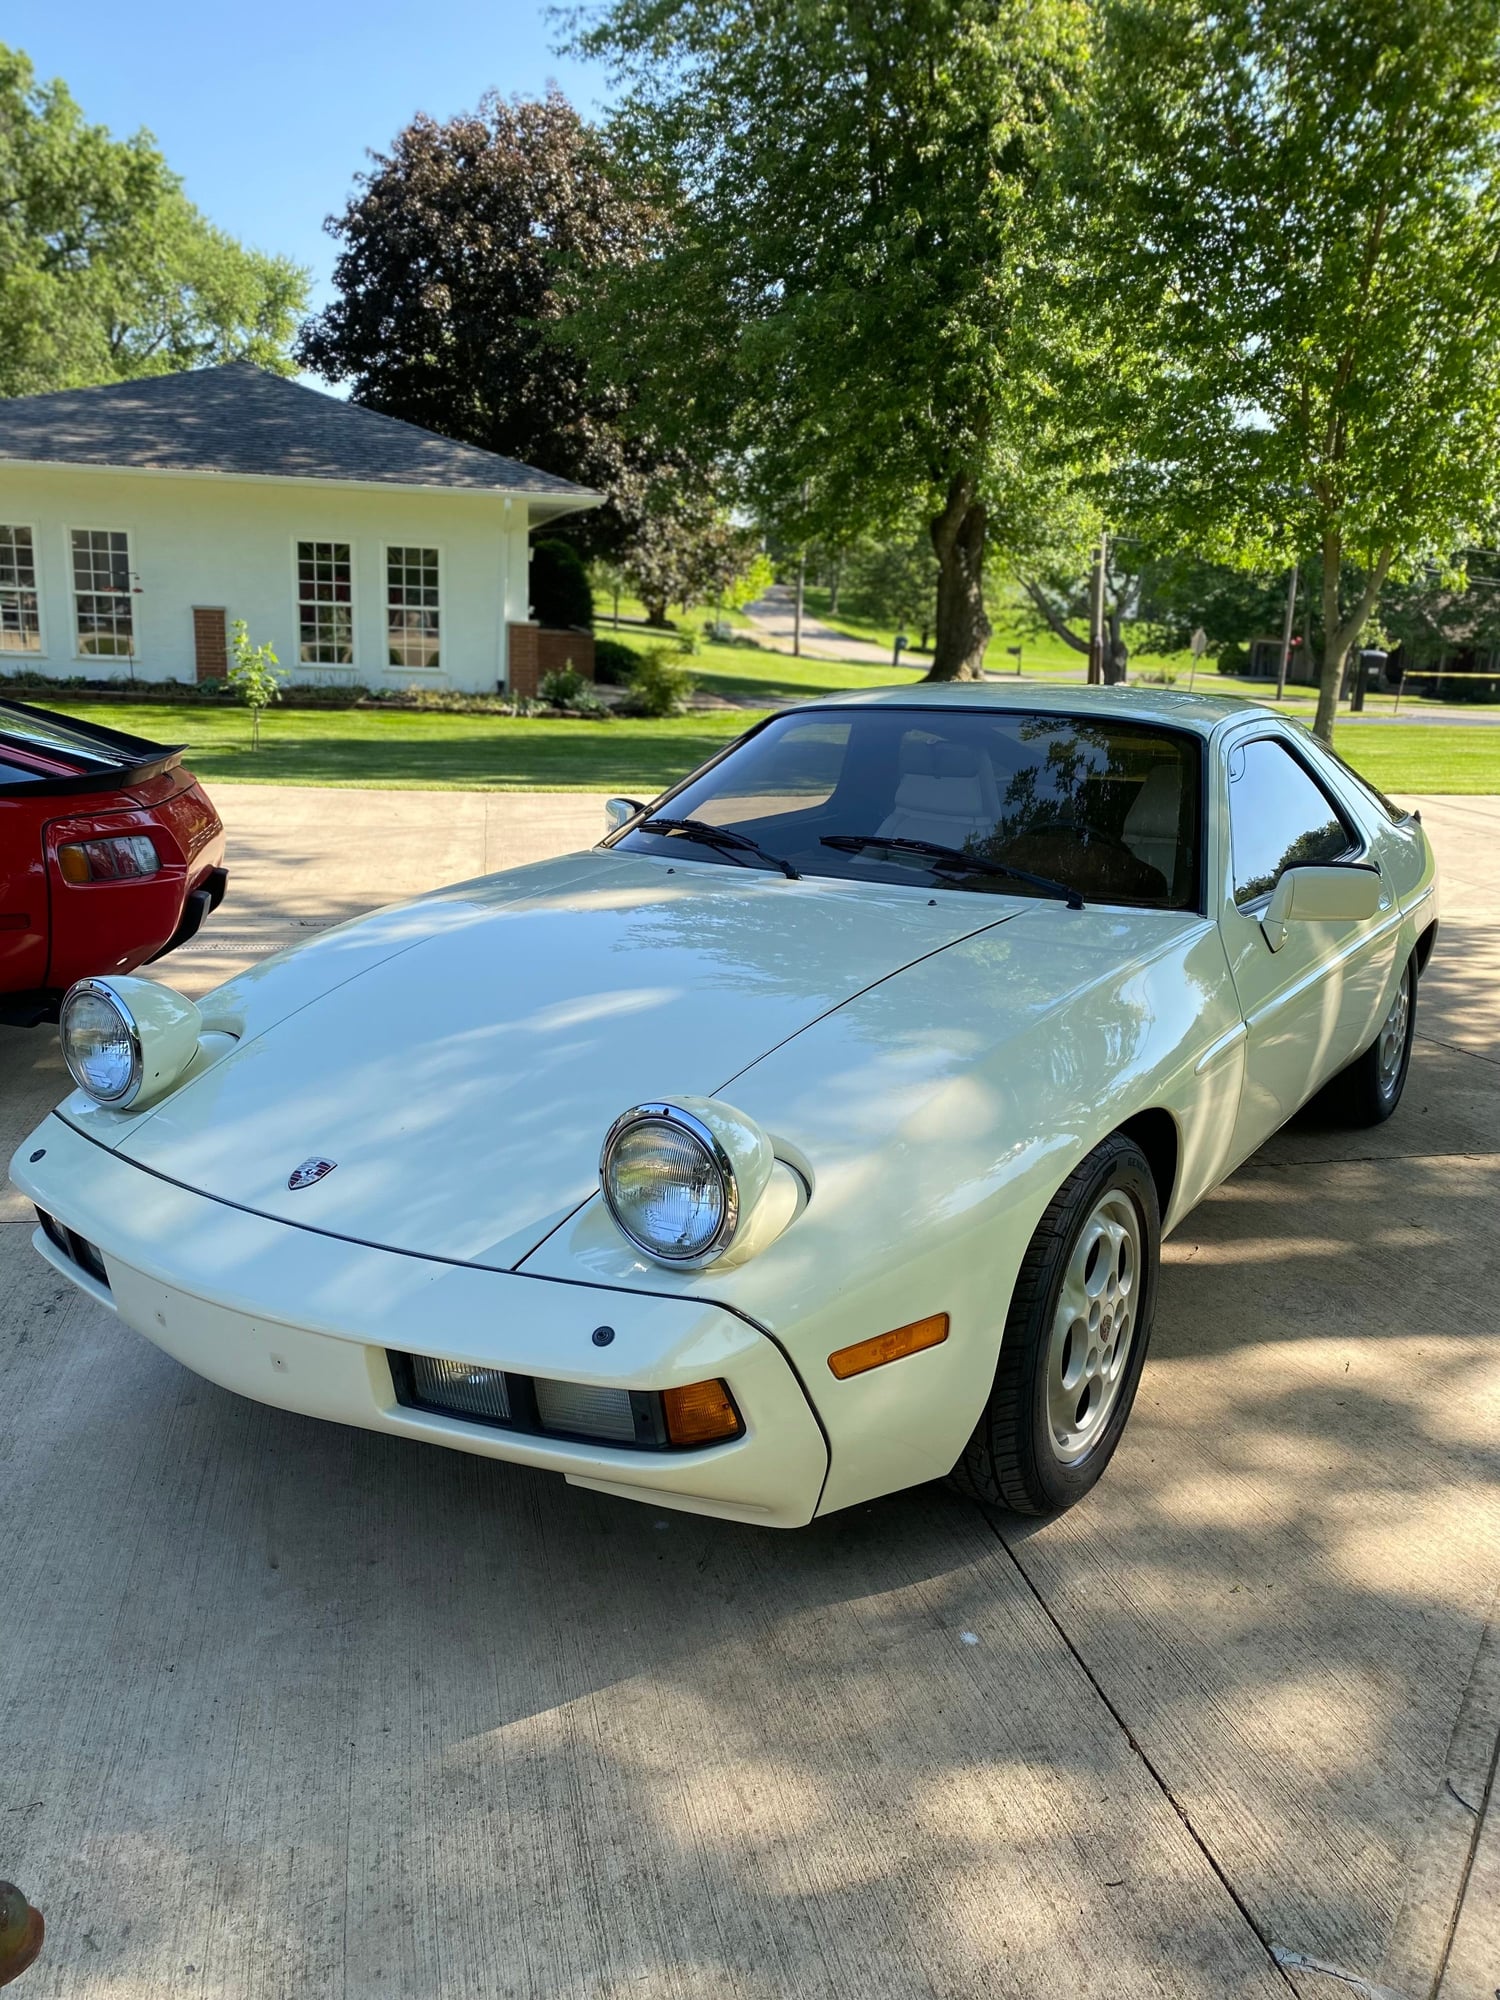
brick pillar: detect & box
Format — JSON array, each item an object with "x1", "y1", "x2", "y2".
[
  {"x1": 537, "y1": 629, "x2": 595, "y2": 682},
  {"x1": 506, "y1": 622, "x2": 541, "y2": 699},
  {"x1": 192, "y1": 607, "x2": 228, "y2": 683},
  {"x1": 506, "y1": 624, "x2": 594, "y2": 696}
]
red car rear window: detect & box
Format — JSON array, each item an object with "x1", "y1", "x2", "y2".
[{"x1": 0, "y1": 710, "x2": 125, "y2": 771}]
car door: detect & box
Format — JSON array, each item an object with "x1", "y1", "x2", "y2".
[{"x1": 1218, "y1": 726, "x2": 1402, "y2": 1157}]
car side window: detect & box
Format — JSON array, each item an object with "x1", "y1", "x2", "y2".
[{"x1": 1227, "y1": 737, "x2": 1356, "y2": 908}]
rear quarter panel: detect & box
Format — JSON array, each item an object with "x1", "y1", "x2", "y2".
[{"x1": 43, "y1": 766, "x2": 225, "y2": 989}]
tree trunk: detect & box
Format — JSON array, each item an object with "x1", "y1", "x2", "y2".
[
  {"x1": 925, "y1": 475, "x2": 991, "y2": 681},
  {"x1": 1021, "y1": 578, "x2": 1090, "y2": 657},
  {"x1": 828, "y1": 555, "x2": 842, "y2": 615},
  {"x1": 643, "y1": 597, "x2": 671, "y2": 628},
  {"x1": 1314, "y1": 531, "x2": 1393, "y2": 743},
  {"x1": 1103, "y1": 604, "x2": 1129, "y2": 685}
]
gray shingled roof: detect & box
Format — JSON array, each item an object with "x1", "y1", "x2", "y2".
[{"x1": 0, "y1": 362, "x2": 597, "y2": 500}]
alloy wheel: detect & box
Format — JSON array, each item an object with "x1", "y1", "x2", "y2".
[{"x1": 1045, "y1": 1189, "x2": 1143, "y2": 1466}]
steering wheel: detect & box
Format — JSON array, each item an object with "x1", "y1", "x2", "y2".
[{"x1": 1023, "y1": 816, "x2": 1136, "y2": 857}]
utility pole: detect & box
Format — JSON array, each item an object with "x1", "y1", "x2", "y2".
[
  {"x1": 1275, "y1": 564, "x2": 1299, "y2": 703},
  {"x1": 1088, "y1": 532, "x2": 1109, "y2": 684},
  {"x1": 793, "y1": 481, "x2": 809, "y2": 659}
]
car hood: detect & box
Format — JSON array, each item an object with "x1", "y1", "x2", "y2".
[{"x1": 92, "y1": 850, "x2": 1015, "y2": 1267}]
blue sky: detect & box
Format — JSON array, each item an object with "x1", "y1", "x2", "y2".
[{"x1": 7, "y1": 0, "x2": 612, "y2": 321}]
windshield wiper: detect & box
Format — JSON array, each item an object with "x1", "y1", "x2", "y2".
[
  {"x1": 640, "y1": 815, "x2": 801, "y2": 880},
  {"x1": 820, "y1": 834, "x2": 1083, "y2": 909}
]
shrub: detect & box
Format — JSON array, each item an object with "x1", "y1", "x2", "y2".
[
  {"x1": 619, "y1": 645, "x2": 695, "y2": 717},
  {"x1": 281, "y1": 680, "x2": 370, "y2": 707},
  {"x1": 593, "y1": 637, "x2": 640, "y2": 685},
  {"x1": 531, "y1": 539, "x2": 594, "y2": 630},
  {"x1": 1216, "y1": 641, "x2": 1250, "y2": 676},
  {"x1": 538, "y1": 665, "x2": 587, "y2": 708}
]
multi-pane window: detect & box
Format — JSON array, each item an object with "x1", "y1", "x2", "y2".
[
  {"x1": 296, "y1": 541, "x2": 353, "y2": 664},
  {"x1": 71, "y1": 529, "x2": 134, "y2": 658},
  {"x1": 0, "y1": 527, "x2": 41, "y2": 653},
  {"x1": 387, "y1": 546, "x2": 440, "y2": 669}
]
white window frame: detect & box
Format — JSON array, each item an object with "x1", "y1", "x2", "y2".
[
  {"x1": 67, "y1": 524, "x2": 136, "y2": 663},
  {"x1": 0, "y1": 522, "x2": 46, "y2": 660},
  {"x1": 382, "y1": 542, "x2": 444, "y2": 674},
  {"x1": 293, "y1": 537, "x2": 358, "y2": 673}
]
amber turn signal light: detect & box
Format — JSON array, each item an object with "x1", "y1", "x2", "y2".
[
  {"x1": 828, "y1": 1312, "x2": 949, "y2": 1380},
  {"x1": 662, "y1": 1378, "x2": 742, "y2": 1447}
]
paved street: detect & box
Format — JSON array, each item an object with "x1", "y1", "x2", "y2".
[
  {"x1": 742, "y1": 583, "x2": 900, "y2": 664},
  {"x1": 1, "y1": 784, "x2": 1496, "y2": 1999}
]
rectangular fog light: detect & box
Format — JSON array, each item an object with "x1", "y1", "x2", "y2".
[
  {"x1": 533, "y1": 1378, "x2": 637, "y2": 1444},
  {"x1": 409, "y1": 1355, "x2": 512, "y2": 1424}
]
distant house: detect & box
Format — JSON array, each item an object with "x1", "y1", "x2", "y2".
[{"x1": 0, "y1": 364, "x2": 598, "y2": 697}]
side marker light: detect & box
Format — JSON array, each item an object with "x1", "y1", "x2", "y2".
[{"x1": 828, "y1": 1313, "x2": 949, "y2": 1380}]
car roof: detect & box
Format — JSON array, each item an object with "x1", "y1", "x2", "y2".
[{"x1": 802, "y1": 680, "x2": 1277, "y2": 738}]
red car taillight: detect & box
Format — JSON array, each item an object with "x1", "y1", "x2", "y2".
[{"x1": 57, "y1": 835, "x2": 161, "y2": 883}]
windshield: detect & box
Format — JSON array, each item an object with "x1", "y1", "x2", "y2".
[{"x1": 615, "y1": 707, "x2": 1202, "y2": 909}]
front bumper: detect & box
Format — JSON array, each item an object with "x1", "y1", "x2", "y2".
[{"x1": 11, "y1": 1115, "x2": 828, "y2": 1527}]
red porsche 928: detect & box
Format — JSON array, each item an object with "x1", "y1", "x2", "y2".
[{"x1": 0, "y1": 700, "x2": 226, "y2": 1026}]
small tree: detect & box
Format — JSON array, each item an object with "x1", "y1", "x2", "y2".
[
  {"x1": 724, "y1": 552, "x2": 773, "y2": 614},
  {"x1": 227, "y1": 620, "x2": 284, "y2": 749}
]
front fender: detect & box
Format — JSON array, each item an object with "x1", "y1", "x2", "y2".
[{"x1": 521, "y1": 905, "x2": 1245, "y2": 1514}]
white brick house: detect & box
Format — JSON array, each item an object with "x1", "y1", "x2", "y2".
[{"x1": 0, "y1": 364, "x2": 597, "y2": 695}]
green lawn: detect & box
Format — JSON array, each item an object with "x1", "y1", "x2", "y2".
[
  {"x1": 43, "y1": 696, "x2": 1500, "y2": 796},
  {"x1": 800, "y1": 582, "x2": 1198, "y2": 680},
  {"x1": 51, "y1": 701, "x2": 755, "y2": 791},
  {"x1": 1329, "y1": 725, "x2": 1500, "y2": 795}
]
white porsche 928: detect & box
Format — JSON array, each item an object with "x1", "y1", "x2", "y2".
[{"x1": 12, "y1": 686, "x2": 1437, "y2": 1528}]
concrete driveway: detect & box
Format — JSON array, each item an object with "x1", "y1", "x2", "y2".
[{"x1": 2, "y1": 786, "x2": 1496, "y2": 2000}]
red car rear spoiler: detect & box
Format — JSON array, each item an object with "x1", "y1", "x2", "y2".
[{"x1": 0, "y1": 698, "x2": 187, "y2": 799}]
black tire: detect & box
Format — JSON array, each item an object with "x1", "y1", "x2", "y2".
[
  {"x1": 1314, "y1": 952, "x2": 1417, "y2": 1128},
  {"x1": 951, "y1": 1133, "x2": 1160, "y2": 1517}
]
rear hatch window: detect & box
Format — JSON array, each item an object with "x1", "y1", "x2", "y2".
[
  {"x1": 0, "y1": 701, "x2": 181, "y2": 793},
  {"x1": 0, "y1": 706, "x2": 136, "y2": 773}
]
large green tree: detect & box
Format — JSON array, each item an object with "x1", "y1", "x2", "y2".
[
  {"x1": 297, "y1": 91, "x2": 659, "y2": 555},
  {"x1": 1068, "y1": 0, "x2": 1500, "y2": 740},
  {"x1": 0, "y1": 46, "x2": 306, "y2": 395},
  {"x1": 570, "y1": 0, "x2": 1087, "y2": 680}
]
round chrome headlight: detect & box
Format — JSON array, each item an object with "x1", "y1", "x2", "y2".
[
  {"x1": 600, "y1": 1104, "x2": 739, "y2": 1265},
  {"x1": 59, "y1": 974, "x2": 205, "y2": 1110},
  {"x1": 60, "y1": 979, "x2": 142, "y2": 1104}
]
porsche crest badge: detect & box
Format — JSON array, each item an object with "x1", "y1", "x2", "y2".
[{"x1": 288, "y1": 1157, "x2": 337, "y2": 1191}]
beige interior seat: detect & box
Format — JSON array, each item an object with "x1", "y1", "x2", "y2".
[
  {"x1": 1122, "y1": 764, "x2": 1183, "y2": 890},
  {"x1": 876, "y1": 739, "x2": 1000, "y2": 849}
]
